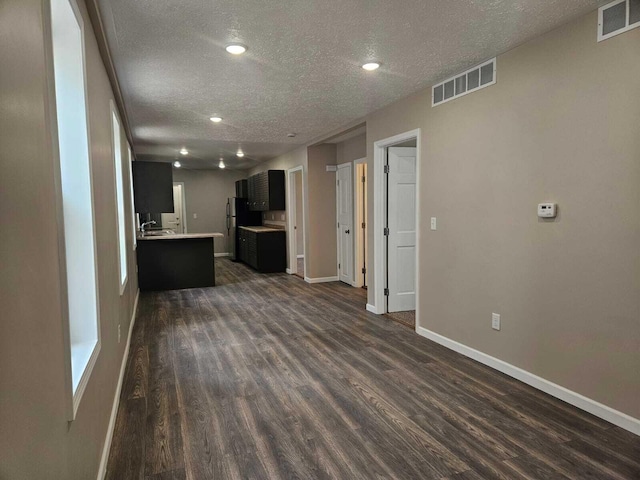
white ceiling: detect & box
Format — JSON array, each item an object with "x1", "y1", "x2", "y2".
[{"x1": 97, "y1": 0, "x2": 602, "y2": 170}]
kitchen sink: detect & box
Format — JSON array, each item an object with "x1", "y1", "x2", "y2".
[{"x1": 142, "y1": 229, "x2": 175, "y2": 237}]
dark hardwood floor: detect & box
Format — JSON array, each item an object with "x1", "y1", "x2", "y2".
[{"x1": 106, "y1": 259, "x2": 640, "y2": 480}]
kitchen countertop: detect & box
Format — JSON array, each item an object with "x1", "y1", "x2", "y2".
[
  {"x1": 137, "y1": 232, "x2": 224, "y2": 241},
  {"x1": 238, "y1": 226, "x2": 284, "y2": 233}
]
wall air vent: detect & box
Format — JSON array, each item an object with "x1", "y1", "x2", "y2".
[
  {"x1": 432, "y1": 58, "x2": 496, "y2": 107},
  {"x1": 598, "y1": 0, "x2": 640, "y2": 42}
]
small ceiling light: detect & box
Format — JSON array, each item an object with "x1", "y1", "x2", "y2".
[
  {"x1": 236, "y1": 151, "x2": 245, "y2": 158},
  {"x1": 179, "y1": 148, "x2": 189, "y2": 155},
  {"x1": 219, "y1": 159, "x2": 226, "y2": 169},
  {"x1": 287, "y1": 133, "x2": 296, "y2": 138},
  {"x1": 362, "y1": 62, "x2": 380, "y2": 71},
  {"x1": 225, "y1": 43, "x2": 247, "y2": 55},
  {"x1": 173, "y1": 161, "x2": 181, "y2": 168},
  {"x1": 210, "y1": 116, "x2": 223, "y2": 123}
]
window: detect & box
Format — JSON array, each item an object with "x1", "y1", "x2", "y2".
[
  {"x1": 128, "y1": 145, "x2": 137, "y2": 249},
  {"x1": 598, "y1": 0, "x2": 640, "y2": 41},
  {"x1": 111, "y1": 105, "x2": 128, "y2": 291},
  {"x1": 432, "y1": 58, "x2": 496, "y2": 107},
  {"x1": 51, "y1": 0, "x2": 100, "y2": 417}
]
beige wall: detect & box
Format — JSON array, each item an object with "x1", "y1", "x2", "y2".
[
  {"x1": 365, "y1": 11, "x2": 640, "y2": 419},
  {"x1": 307, "y1": 144, "x2": 338, "y2": 278},
  {"x1": 336, "y1": 133, "x2": 366, "y2": 165},
  {"x1": 172, "y1": 168, "x2": 245, "y2": 254},
  {"x1": 0, "y1": 0, "x2": 139, "y2": 478}
]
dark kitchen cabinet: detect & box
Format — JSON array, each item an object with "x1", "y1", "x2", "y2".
[
  {"x1": 247, "y1": 170, "x2": 285, "y2": 211},
  {"x1": 235, "y1": 179, "x2": 248, "y2": 198},
  {"x1": 132, "y1": 161, "x2": 174, "y2": 213},
  {"x1": 238, "y1": 228, "x2": 286, "y2": 273}
]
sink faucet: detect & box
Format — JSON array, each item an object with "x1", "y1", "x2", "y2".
[{"x1": 140, "y1": 220, "x2": 156, "y2": 234}]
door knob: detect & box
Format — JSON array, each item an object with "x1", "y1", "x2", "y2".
[{"x1": 345, "y1": 229, "x2": 350, "y2": 234}]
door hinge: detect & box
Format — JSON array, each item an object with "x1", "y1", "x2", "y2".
[
  {"x1": 384, "y1": 165, "x2": 390, "y2": 174},
  {"x1": 362, "y1": 222, "x2": 366, "y2": 229},
  {"x1": 362, "y1": 267, "x2": 366, "y2": 274},
  {"x1": 383, "y1": 227, "x2": 389, "y2": 236},
  {"x1": 339, "y1": 263, "x2": 341, "y2": 270},
  {"x1": 361, "y1": 175, "x2": 366, "y2": 183},
  {"x1": 384, "y1": 288, "x2": 389, "y2": 296},
  {"x1": 337, "y1": 179, "x2": 340, "y2": 186}
]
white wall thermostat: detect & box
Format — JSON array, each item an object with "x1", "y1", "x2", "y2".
[{"x1": 537, "y1": 203, "x2": 557, "y2": 218}]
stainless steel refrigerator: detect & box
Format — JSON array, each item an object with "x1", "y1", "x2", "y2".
[{"x1": 226, "y1": 197, "x2": 262, "y2": 261}]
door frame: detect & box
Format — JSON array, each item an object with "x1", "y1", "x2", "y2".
[
  {"x1": 336, "y1": 161, "x2": 355, "y2": 286},
  {"x1": 173, "y1": 182, "x2": 188, "y2": 233},
  {"x1": 353, "y1": 157, "x2": 367, "y2": 288},
  {"x1": 372, "y1": 129, "x2": 421, "y2": 328},
  {"x1": 286, "y1": 166, "x2": 305, "y2": 276}
]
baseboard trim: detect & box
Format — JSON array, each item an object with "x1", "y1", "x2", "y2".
[
  {"x1": 416, "y1": 326, "x2": 640, "y2": 436},
  {"x1": 97, "y1": 289, "x2": 140, "y2": 480},
  {"x1": 214, "y1": 252, "x2": 229, "y2": 258},
  {"x1": 304, "y1": 276, "x2": 339, "y2": 284},
  {"x1": 286, "y1": 268, "x2": 293, "y2": 275},
  {"x1": 366, "y1": 303, "x2": 381, "y2": 314},
  {"x1": 297, "y1": 254, "x2": 305, "y2": 259}
]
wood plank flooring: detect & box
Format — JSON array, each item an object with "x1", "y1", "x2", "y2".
[{"x1": 106, "y1": 259, "x2": 640, "y2": 479}]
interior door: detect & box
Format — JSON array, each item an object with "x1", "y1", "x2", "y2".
[
  {"x1": 337, "y1": 163, "x2": 353, "y2": 284},
  {"x1": 161, "y1": 184, "x2": 184, "y2": 233},
  {"x1": 387, "y1": 147, "x2": 417, "y2": 312}
]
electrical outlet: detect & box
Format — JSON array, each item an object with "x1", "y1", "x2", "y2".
[
  {"x1": 271, "y1": 214, "x2": 274, "y2": 220},
  {"x1": 492, "y1": 313, "x2": 501, "y2": 331},
  {"x1": 193, "y1": 213, "x2": 197, "y2": 219},
  {"x1": 430, "y1": 217, "x2": 437, "y2": 230},
  {"x1": 118, "y1": 324, "x2": 121, "y2": 343}
]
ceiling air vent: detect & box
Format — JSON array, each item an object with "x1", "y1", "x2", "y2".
[
  {"x1": 598, "y1": 0, "x2": 640, "y2": 41},
  {"x1": 432, "y1": 58, "x2": 496, "y2": 107}
]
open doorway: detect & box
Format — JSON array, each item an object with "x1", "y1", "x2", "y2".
[
  {"x1": 354, "y1": 158, "x2": 367, "y2": 289},
  {"x1": 161, "y1": 182, "x2": 187, "y2": 233},
  {"x1": 287, "y1": 166, "x2": 305, "y2": 278},
  {"x1": 373, "y1": 130, "x2": 421, "y2": 329}
]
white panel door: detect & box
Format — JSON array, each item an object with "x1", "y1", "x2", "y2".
[
  {"x1": 161, "y1": 184, "x2": 184, "y2": 233},
  {"x1": 337, "y1": 163, "x2": 353, "y2": 284},
  {"x1": 387, "y1": 147, "x2": 417, "y2": 312}
]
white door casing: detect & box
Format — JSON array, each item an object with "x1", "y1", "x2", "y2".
[
  {"x1": 336, "y1": 163, "x2": 353, "y2": 285},
  {"x1": 287, "y1": 166, "x2": 305, "y2": 275},
  {"x1": 161, "y1": 183, "x2": 185, "y2": 234},
  {"x1": 387, "y1": 147, "x2": 417, "y2": 312}
]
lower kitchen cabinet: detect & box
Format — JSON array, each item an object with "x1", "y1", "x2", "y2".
[{"x1": 238, "y1": 228, "x2": 286, "y2": 273}]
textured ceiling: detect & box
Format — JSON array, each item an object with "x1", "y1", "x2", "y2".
[{"x1": 97, "y1": 0, "x2": 602, "y2": 170}]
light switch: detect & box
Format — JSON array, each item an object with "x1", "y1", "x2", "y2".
[
  {"x1": 430, "y1": 217, "x2": 437, "y2": 230},
  {"x1": 492, "y1": 313, "x2": 501, "y2": 331},
  {"x1": 193, "y1": 213, "x2": 197, "y2": 219}
]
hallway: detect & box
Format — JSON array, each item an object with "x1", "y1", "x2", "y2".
[{"x1": 106, "y1": 260, "x2": 640, "y2": 479}]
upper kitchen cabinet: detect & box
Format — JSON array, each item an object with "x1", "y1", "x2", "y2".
[
  {"x1": 132, "y1": 161, "x2": 174, "y2": 213},
  {"x1": 248, "y1": 170, "x2": 285, "y2": 211}
]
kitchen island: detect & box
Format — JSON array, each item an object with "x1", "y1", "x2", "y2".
[{"x1": 136, "y1": 232, "x2": 224, "y2": 291}]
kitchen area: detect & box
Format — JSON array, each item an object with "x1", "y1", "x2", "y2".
[{"x1": 133, "y1": 160, "x2": 287, "y2": 291}]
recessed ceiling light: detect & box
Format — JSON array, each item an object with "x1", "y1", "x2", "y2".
[
  {"x1": 287, "y1": 133, "x2": 296, "y2": 138},
  {"x1": 173, "y1": 161, "x2": 181, "y2": 168},
  {"x1": 179, "y1": 148, "x2": 188, "y2": 155},
  {"x1": 236, "y1": 151, "x2": 245, "y2": 158},
  {"x1": 362, "y1": 62, "x2": 380, "y2": 71},
  {"x1": 210, "y1": 116, "x2": 223, "y2": 123},
  {"x1": 219, "y1": 159, "x2": 226, "y2": 169},
  {"x1": 225, "y1": 43, "x2": 247, "y2": 55}
]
